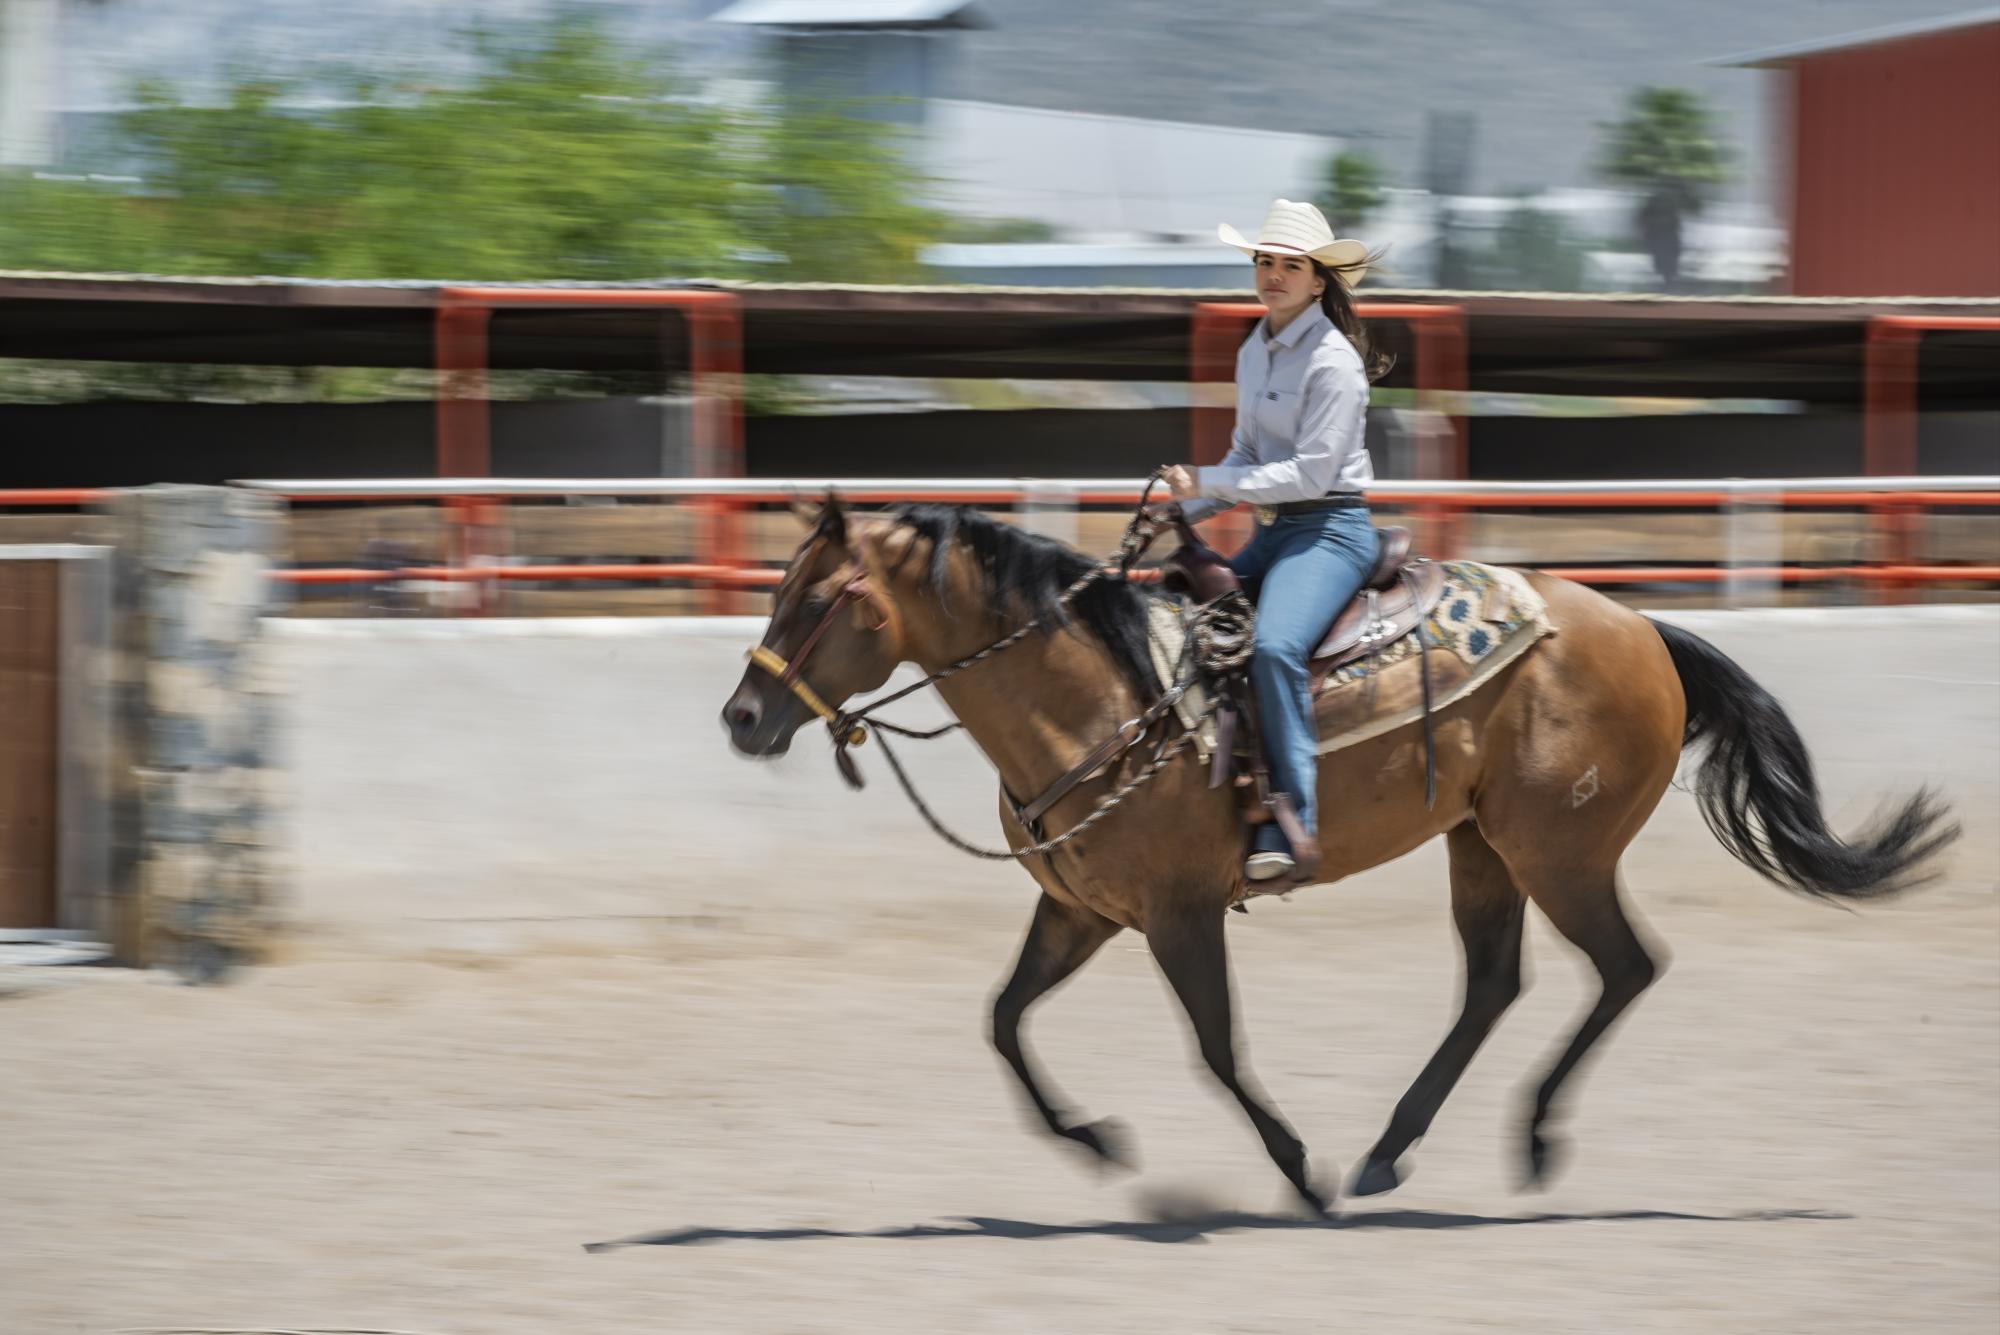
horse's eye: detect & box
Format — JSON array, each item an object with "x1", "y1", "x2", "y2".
[{"x1": 798, "y1": 595, "x2": 831, "y2": 622}]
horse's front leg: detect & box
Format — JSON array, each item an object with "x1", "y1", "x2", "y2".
[
  {"x1": 991, "y1": 891, "x2": 1132, "y2": 1167},
  {"x1": 1148, "y1": 896, "x2": 1330, "y2": 1216}
]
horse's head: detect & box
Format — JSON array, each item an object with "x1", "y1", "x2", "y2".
[{"x1": 722, "y1": 494, "x2": 905, "y2": 757}]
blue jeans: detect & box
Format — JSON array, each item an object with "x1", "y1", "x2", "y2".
[{"x1": 1228, "y1": 507, "x2": 1379, "y2": 845}]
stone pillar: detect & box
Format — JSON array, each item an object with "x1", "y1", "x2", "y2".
[{"x1": 104, "y1": 486, "x2": 284, "y2": 979}]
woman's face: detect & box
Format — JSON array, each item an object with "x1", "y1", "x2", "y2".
[{"x1": 1253, "y1": 251, "x2": 1324, "y2": 322}]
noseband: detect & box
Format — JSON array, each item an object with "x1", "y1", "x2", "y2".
[{"x1": 745, "y1": 571, "x2": 880, "y2": 742}]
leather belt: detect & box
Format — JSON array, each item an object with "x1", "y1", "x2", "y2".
[{"x1": 1255, "y1": 494, "x2": 1368, "y2": 525}]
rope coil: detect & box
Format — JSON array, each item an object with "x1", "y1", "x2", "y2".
[{"x1": 1188, "y1": 590, "x2": 1256, "y2": 677}]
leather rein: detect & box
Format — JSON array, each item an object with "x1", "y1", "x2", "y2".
[{"x1": 745, "y1": 481, "x2": 1197, "y2": 859}]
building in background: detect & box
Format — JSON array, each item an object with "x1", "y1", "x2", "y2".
[
  {"x1": 715, "y1": 0, "x2": 1344, "y2": 285},
  {"x1": 919, "y1": 99, "x2": 1338, "y2": 239},
  {"x1": 0, "y1": 0, "x2": 63, "y2": 166},
  {"x1": 711, "y1": 0, "x2": 990, "y2": 129},
  {"x1": 1715, "y1": 8, "x2": 2000, "y2": 296},
  {"x1": 713, "y1": 2, "x2": 1340, "y2": 240}
]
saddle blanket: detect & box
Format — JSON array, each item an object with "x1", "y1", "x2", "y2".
[{"x1": 1145, "y1": 560, "x2": 1557, "y2": 761}]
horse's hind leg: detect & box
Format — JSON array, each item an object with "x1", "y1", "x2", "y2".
[
  {"x1": 992, "y1": 892, "x2": 1129, "y2": 1166},
  {"x1": 1514, "y1": 871, "x2": 1661, "y2": 1188},
  {"x1": 1351, "y1": 822, "x2": 1526, "y2": 1197},
  {"x1": 1147, "y1": 898, "x2": 1327, "y2": 1215}
]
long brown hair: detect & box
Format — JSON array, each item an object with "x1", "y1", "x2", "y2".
[{"x1": 1313, "y1": 255, "x2": 1394, "y2": 383}]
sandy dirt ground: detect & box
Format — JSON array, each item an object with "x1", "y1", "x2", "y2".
[
  {"x1": 5, "y1": 846, "x2": 1996, "y2": 1335},
  {"x1": 8, "y1": 608, "x2": 1998, "y2": 1333}
]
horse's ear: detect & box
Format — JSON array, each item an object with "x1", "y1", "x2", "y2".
[
  {"x1": 788, "y1": 491, "x2": 849, "y2": 545},
  {"x1": 818, "y1": 491, "x2": 849, "y2": 545}
]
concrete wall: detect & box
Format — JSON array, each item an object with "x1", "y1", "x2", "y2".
[{"x1": 271, "y1": 606, "x2": 2000, "y2": 955}]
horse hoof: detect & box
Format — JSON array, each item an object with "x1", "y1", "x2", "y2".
[
  {"x1": 1069, "y1": 1117, "x2": 1138, "y2": 1172},
  {"x1": 1349, "y1": 1155, "x2": 1404, "y2": 1198}
]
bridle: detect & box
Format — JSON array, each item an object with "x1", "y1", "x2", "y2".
[
  {"x1": 741, "y1": 475, "x2": 1217, "y2": 858},
  {"x1": 745, "y1": 570, "x2": 881, "y2": 746},
  {"x1": 748, "y1": 478, "x2": 1164, "y2": 760}
]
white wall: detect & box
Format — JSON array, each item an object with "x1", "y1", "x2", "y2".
[
  {"x1": 274, "y1": 616, "x2": 1018, "y2": 953},
  {"x1": 0, "y1": 0, "x2": 59, "y2": 166},
  {"x1": 272, "y1": 607, "x2": 2000, "y2": 954},
  {"x1": 923, "y1": 98, "x2": 1339, "y2": 235}
]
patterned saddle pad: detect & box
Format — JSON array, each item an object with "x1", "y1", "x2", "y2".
[{"x1": 1145, "y1": 560, "x2": 1557, "y2": 760}]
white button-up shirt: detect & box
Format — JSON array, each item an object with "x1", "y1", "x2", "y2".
[{"x1": 1183, "y1": 304, "x2": 1372, "y2": 523}]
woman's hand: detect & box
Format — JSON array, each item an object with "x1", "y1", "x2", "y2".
[{"x1": 1162, "y1": 465, "x2": 1200, "y2": 499}]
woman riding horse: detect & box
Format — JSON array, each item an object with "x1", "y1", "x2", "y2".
[
  {"x1": 1163, "y1": 198, "x2": 1388, "y2": 884},
  {"x1": 720, "y1": 206, "x2": 1957, "y2": 1216}
]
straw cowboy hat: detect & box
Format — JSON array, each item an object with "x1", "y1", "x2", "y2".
[{"x1": 1218, "y1": 198, "x2": 1370, "y2": 283}]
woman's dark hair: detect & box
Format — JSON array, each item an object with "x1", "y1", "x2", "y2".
[{"x1": 1313, "y1": 255, "x2": 1395, "y2": 383}]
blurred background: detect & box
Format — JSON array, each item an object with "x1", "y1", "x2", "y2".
[
  {"x1": 1, "y1": 5, "x2": 1995, "y2": 1333},
  {"x1": 0, "y1": 1, "x2": 1995, "y2": 606},
  {"x1": 3, "y1": 0, "x2": 1993, "y2": 291}
]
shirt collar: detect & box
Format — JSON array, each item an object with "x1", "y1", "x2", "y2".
[{"x1": 1264, "y1": 303, "x2": 1331, "y2": 351}]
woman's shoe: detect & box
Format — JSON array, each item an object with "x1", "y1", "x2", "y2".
[{"x1": 1245, "y1": 825, "x2": 1295, "y2": 881}]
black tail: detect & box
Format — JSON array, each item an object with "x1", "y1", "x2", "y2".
[{"x1": 1650, "y1": 618, "x2": 1958, "y2": 900}]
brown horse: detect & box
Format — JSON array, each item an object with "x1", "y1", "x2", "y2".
[{"x1": 721, "y1": 498, "x2": 1956, "y2": 1215}]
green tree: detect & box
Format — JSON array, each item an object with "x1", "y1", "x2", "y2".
[
  {"x1": 1595, "y1": 86, "x2": 1731, "y2": 290},
  {"x1": 0, "y1": 15, "x2": 940, "y2": 284},
  {"x1": 1319, "y1": 149, "x2": 1385, "y2": 236},
  {"x1": 745, "y1": 101, "x2": 944, "y2": 284}
]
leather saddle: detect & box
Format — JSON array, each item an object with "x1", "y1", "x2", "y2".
[
  {"x1": 1164, "y1": 521, "x2": 1446, "y2": 682},
  {"x1": 1310, "y1": 530, "x2": 1447, "y2": 689},
  {"x1": 1161, "y1": 517, "x2": 1449, "y2": 887}
]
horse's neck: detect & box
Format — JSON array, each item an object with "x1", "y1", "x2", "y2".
[{"x1": 909, "y1": 589, "x2": 1138, "y2": 802}]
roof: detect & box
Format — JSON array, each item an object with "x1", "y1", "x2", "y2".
[
  {"x1": 1708, "y1": 6, "x2": 2000, "y2": 66},
  {"x1": 709, "y1": 0, "x2": 992, "y2": 30},
  {"x1": 0, "y1": 273, "x2": 1996, "y2": 405}
]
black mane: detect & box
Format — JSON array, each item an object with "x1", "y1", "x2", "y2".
[{"x1": 890, "y1": 504, "x2": 1158, "y2": 696}]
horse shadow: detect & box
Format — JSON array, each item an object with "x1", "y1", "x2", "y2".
[{"x1": 584, "y1": 1205, "x2": 1848, "y2": 1252}]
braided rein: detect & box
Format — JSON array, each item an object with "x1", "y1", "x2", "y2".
[
  {"x1": 822, "y1": 473, "x2": 1216, "y2": 860},
  {"x1": 866, "y1": 690, "x2": 1218, "y2": 861}
]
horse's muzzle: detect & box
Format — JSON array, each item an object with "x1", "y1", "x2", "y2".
[{"x1": 721, "y1": 678, "x2": 802, "y2": 757}]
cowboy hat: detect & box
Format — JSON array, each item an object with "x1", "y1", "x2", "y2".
[{"x1": 1218, "y1": 198, "x2": 1369, "y2": 282}]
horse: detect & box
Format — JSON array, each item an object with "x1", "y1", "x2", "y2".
[{"x1": 721, "y1": 496, "x2": 1956, "y2": 1215}]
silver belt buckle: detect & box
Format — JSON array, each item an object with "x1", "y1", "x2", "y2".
[{"x1": 1255, "y1": 505, "x2": 1277, "y2": 527}]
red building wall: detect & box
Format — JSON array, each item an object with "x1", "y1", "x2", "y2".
[{"x1": 1788, "y1": 24, "x2": 2000, "y2": 296}]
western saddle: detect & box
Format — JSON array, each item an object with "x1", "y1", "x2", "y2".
[
  {"x1": 1165, "y1": 520, "x2": 1446, "y2": 680},
  {"x1": 1161, "y1": 517, "x2": 1448, "y2": 888}
]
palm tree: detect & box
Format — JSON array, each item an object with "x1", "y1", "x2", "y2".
[
  {"x1": 1596, "y1": 87, "x2": 1731, "y2": 291},
  {"x1": 1320, "y1": 149, "x2": 1385, "y2": 237}
]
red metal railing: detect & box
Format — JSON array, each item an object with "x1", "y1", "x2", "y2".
[
  {"x1": 0, "y1": 489, "x2": 114, "y2": 505},
  {"x1": 229, "y1": 476, "x2": 1998, "y2": 602},
  {"x1": 10, "y1": 479, "x2": 1993, "y2": 599},
  {"x1": 278, "y1": 562, "x2": 784, "y2": 587},
  {"x1": 1863, "y1": 314, "x2": 2000, "y2": 600},
  {"x1": 434, "y1": 286, "x2": 746, "y2": 611}
]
